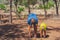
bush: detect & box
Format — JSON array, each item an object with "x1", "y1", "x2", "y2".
[
  {"x1": 0, "y1": 4, "x2": 6, "y2": 10},
  {"x1": 30, "y1": 0, "x2": 37, "y2": 5},
  {"x1": 16, "y1": 6, "x2": 24, "y2": 19},
  {"x1": 48, "y1": 0, "x2": 54, "y2": 7},
  {"x1": 17, "y1": 7, "x2": 24, "y2": 13},
  {"x1": 39, "y1": 0, "x2": 54, "y2": 9},
  {"x1": 39, "y1": 5, "x2": 44, "y2": 9},
  {"x1": 23, "y1": 2, "x2": 28, "y2": 7}
]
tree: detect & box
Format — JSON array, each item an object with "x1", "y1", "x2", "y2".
[
  {"x1": 14, "y1": 0, "x2": 18, "y2": 12},
  {"x1": 27, "y1": 0, "x2": 37, "y2": 14},
  {"x1": 18, "y1": 0, "x2": 22, "y2": 5},
  {"x1": 9, "y1": 0, "x2": 12, "y2": 23},
  {"x1": 14, "y1": 0, "x2": 24, "y2": 19},
  {"x1": 43, "y1": 0, "x2": 47, "y2": 17},
  {"x1": 30, "y1": 0, "x2": 37, "y2": 5},
  {"x1": 39, "y1": 0, "x2": 54, "y2": 17},
  {"x1": 4, "y1": 0, "x2": 9, "y2": 5},
  {"x1": 28, "y1": 0, "x2": 31, "y2": 14},
  {"x1": 14, "y1": 0, "x2": 19, "y2": 19},
  {"x1": 53, "y1": 0, "x2": 59, "y2": 16}
]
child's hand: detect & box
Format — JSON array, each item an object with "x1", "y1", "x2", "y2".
[{"x1": 36, "y1": 24, "x2": 38, "y2": 27}]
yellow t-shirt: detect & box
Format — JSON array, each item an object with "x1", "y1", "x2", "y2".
[{"x1": 40, "y1": 22, "x2": 47, "y2": 30}]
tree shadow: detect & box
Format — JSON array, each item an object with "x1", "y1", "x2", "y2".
[
  {"x1": 0, "y1": 24, "x2": 25, "y2": 40},
  {"x1": 47, "y1": 26, "x2": 60, "y2": 32},
  {"x1": 1, "y1": 24, "x2": 59, "y2": 39}
]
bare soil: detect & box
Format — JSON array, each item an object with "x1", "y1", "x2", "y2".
[
  {"x1": 0, "y1": 17, "x2": 60, "y2": 40},
  {"x1": 0, "y1": 9, "x2": 60, "y2": 40}
]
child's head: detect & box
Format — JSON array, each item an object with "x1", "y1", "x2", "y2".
[{"x1": 31, "y1": 18, "x2": 35, "y2": 24}]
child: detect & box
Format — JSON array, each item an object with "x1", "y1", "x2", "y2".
[
  {"x1": 40, "y1": 19, "x2": 47, "y2": 38},
  {"x1": 27, "y1": 13, "x2": 38, "y2": 37}
]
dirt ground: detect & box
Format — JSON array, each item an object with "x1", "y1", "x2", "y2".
[
  {"x1": 0, "y1": 16, "x2": 60, "y2": 40},
  {"x1": 16, "y1": 17, "x2": 60, "y2": 40},
  {"x1": 0, "y1": 10, "x2": 60, "y2": 40}
]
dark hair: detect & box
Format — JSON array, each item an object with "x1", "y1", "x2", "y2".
[{"x1": 31, "y1": 18, "x2": 36, "y2": 26}]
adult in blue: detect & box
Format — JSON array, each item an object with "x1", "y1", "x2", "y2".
[{"x1": 27, "y1": 13, "x2": 38, "y2": 37}]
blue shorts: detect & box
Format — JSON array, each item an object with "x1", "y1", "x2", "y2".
[{"x1": 27, "y1": 13, "x2": 38, "y2": 26}]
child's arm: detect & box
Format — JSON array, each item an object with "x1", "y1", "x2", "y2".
[
  {"x1": 36, "y1": 24, "x2": 38, "y2": 27},
  {"x1": 28, "y1": 24, "x2": 31, "y2": 37}
]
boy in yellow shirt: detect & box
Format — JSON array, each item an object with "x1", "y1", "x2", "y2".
[{"x1": 40, "y1": 19, "x2": 47, "y2": 38}]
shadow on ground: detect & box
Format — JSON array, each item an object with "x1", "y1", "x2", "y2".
[
  {"x1": 47, "y1": 26, "x2": 60, "y2": 32},
  {"x1": 0, "y1": 24, "x2": 29, "y2": 40},
  {"x1": 0, "y1": 24, "x2": 57, "y2": 40}
]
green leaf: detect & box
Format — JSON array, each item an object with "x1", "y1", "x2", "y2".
[
  {"x1": 0, "y1": 4, "x2": 6, "y2": 10},
  {"x1": 17, "y1": 7, "x2": 24, "y2": 13},
  {"x1": 39, "y1": 0, "x2": 54, "y2": 9}
]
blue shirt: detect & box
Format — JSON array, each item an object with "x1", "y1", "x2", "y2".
[{"x1": 27, "y1": 13, "x2": 38, "y2": 25}]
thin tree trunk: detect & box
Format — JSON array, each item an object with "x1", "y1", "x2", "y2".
[
  {"x1": 56, "y1": 3, "x2": 59, "y2": 16},
  {"x1": 55, "y1": 0, "x2": 59, "y2": 16},
  {"x1": 46, "y1": 0, "x2": 49, "y2": 4},
  {"x1": 44, "y1": 8, "x2": 47, "y2": 17},
  {"x1": 14, "y1": 0, "x2": 21, "y2": 18},
  {"x1": 57, "y1": 0, "x2": 60, "y2": 7},
  {"x1": 28, "y1": 0, "x2": 31, "y2": 14},
  {"x1": 0, "y1": 14, "x2": 2, "y2": 24},
  {"x1": 15, "y1": 0, "x2": 19, "y2": 18},
  {"x1": 43, "y1": 0, "x2": 47, "y2": 17},
  {"x1": 15, "y1": 5, "x2": 17, "y2": 15},
  {"x1": 15, "y1": 0, "x2": 18, "y2": 14},
  {"x1": 9, "y1": 0, "x2": 12, "y2": 23}
]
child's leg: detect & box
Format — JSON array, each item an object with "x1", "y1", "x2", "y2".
[
  {"x1": 40, "y1": 30, "x2": 43, "y2": 38},
  {"x1": 43, "y1": 30, "x2": 46, "y2": 37},
  {"x1": 28, "y1": 25, "x2": 31, "y2": 37},
  {"x1": 34, "y1": 26, "x2": 37, "y2": 37}
]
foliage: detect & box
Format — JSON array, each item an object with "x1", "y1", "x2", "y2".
[
  {"x1": 14, "y1": 0, "x2": 18, "y2": 6},
  {"x1": 17, "y1": 0, "x2": 37, "y2": 7},
  {"x1": 0, "y1": 4, "x2": 6, "y2": 10},
  {"x1": 30, "y1": 0, "x2": 37, "y2": 5},
  {"x1": 15, "y1": 6, "x2": 24, "y2": 18},
  {"x1": 39, "y1": 0, "x2": 54, "y2": 9},
  {"x1": 48, "y1": 0, "x2": 54, "y2": 7},
  {"x1": 23, "y1": 1, "x2": 28, "y2": 7},
  {"x1": 17, "y1": 7, "x2": 24, "y2": 13}
]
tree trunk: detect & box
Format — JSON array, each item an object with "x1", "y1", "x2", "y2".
[
  {"x1": 56, "y1": 3, "x2": 59, "y2": 16},
  {"x1": 55, "y1": 0, "x2": 59, "y2": 16},
  {"x1": 28, "y1": 0, "x2": 31, "y2": 14},
  {"x1": 46, "y1": 0, "x2": 49, "y2": 4},
  {"x1": 43, "y1": 0, "x2": 47, "y2": 17},
  {"x1": 28, "y1": 6, "x2": 30, "y2": 14},
  {"x1": 9, "y1": 0, "x2": 12, "y2": 23},
  {"x1": 15, "y1": 0, "x2": 18, "y2": 14},
  {"x1": 44, "y1": 8, "x2": 47, "y2": 17},
  {"x1": 0, "y1": 14, "x2": 2, "y2": 24}
]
